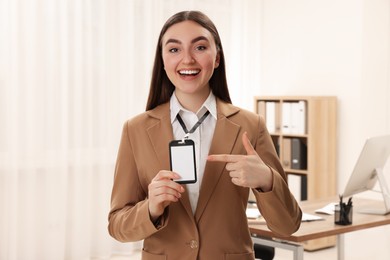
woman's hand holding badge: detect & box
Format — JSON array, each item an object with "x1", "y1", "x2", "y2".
[
  {"x1": 207, "y1": 132, "x2": 273, "y2": 192},
  {"x1": 148, "y1": 171, "x2": 185, "y2": 221}
]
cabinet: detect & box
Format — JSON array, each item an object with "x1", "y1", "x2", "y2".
[{"x1": 254, "y1": 96, "x2": 337, "y2": 251}]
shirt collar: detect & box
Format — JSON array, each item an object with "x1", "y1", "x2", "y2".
[{"x1": 170, "y1": 91, "x2": 217, "y2": 124}]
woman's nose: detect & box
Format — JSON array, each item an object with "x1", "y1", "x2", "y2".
[{"x1": 182, "y1": 50, "x2": 195, "y2": 64}]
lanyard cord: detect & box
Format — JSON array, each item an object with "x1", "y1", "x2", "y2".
[{"x1": 176, "y1": 110, "x2": 210, "y2": 140}]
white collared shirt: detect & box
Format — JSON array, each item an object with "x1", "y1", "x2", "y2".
[{"x1": 170, "y1": 92, "x2": 217, "y2": 214}]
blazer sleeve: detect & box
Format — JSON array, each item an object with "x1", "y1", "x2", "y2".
[
  {"x1": 252, "y1": 116, "x2": 302, "y2": 237},
  {"x1": 107, "y1": 121, "x2": 167, "y2": 242}
]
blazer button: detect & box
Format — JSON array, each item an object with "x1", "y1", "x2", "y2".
[{"x1": 189, "y1": 239, "x2": 198, "y2": 249}]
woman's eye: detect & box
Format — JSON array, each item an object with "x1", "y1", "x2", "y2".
[
  {"x1": 169, "y1": 48, "x2": 179, "y2": 53},
  {"x1": 196, "y1": 46, "x2": 206, "y2": 51}
]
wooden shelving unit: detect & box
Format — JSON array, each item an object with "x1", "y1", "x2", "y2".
[{"x1": 254, "y1": 96, "x2": 337, "y2": 251}]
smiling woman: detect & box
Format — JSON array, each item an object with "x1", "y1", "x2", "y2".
[{"x1": 108, "y1": 10, "x2": 301, "y2": 260}]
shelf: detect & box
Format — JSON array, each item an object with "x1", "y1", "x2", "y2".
[
  {"x1": 255, "y1": 95, "x2": 337, "y2": 251},
  {"x1": 285, "y1": 169, "x2": 308, "y2": 175}
]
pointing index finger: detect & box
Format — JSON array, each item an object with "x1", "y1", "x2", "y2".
[{"x1": 207, "y1": 154, "x2": 245, "y2": 163}]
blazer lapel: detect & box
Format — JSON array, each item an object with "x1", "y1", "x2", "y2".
[
  {"x1": 146, "y1": 102, "x2": 194, "y2": 221},
  {"x1": 195, "y1": 100, "x2": 241, "y2": 221},
  {"x1": 146, "y1": 102, "x2": 172, "y2": 171}
]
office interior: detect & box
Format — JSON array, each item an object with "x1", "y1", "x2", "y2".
[{"x1": 1, "y1": 0, "x2": 389, "y2": 259}]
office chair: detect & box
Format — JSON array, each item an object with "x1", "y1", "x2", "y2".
[{"x1": 254, "y1": 243, "x2": 275, "y2": 260}]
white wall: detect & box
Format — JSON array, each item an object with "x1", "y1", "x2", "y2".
[
  {"x1": 256, "y1": 0, "x2": 390, "y2": 193},
  {"x1": 255, "y1": 1, "x2": 390, "y2": 259}
]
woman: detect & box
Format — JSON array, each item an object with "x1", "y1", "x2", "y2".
[{"x1": 108, "y1": 10, "x2": 301, "y2": 260}]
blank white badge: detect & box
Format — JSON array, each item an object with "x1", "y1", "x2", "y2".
[{"x1": 169, "y1": 139, "x2": 197, "y2": 184}]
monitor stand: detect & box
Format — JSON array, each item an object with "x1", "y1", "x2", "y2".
[{"x1": 358, "y1": 168, "x2": 390, "y2": 215}]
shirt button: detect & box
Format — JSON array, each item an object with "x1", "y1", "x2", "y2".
[{"x1": 189, "y1": 239, "x2": 198, "y2": 249}]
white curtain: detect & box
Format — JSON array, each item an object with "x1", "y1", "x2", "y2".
[{"x1": 0, "y1": 0, "x2": 262, "y2": 259}]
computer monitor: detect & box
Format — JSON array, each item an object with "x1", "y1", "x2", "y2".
[{"x1": 342, "y1": 135, "x2": 390, "y2": 215}]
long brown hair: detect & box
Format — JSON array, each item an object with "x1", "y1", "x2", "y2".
[{"x1": 146, "y1": 11, "x2": 231, "y2": 111}]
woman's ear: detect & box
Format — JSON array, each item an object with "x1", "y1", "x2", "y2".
[{"x1": 214, "y1": 52, "x2": 221, "y2": 69}]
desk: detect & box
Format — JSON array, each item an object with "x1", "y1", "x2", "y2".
[{"x1": 249, "y1": 197, "x2": 390, "y2": 260}]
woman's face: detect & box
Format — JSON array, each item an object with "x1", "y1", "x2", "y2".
[{"x1": 161, "y1": 20, "x2": 220, "y2": 99}]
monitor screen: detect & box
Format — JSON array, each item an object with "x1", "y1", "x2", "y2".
[{"x1": 343, "y1": 135, "x2": 390, "y2": 197}]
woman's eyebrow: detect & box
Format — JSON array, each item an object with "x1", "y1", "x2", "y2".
[
  {"x1": 191, "y1": 36, "x2": 209, "y2": 44},
  {"x1": 164, "y1": 36, "x2": 209, "y2": 46},
  {"x1": 165, "y1": 38, "x2": 181, "y2": 45}
]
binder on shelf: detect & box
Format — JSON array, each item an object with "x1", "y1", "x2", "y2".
[
  {"x1": 282, "y1": 102, "x2": 292, "y2": 134},
  {"x1": 272, "y1": 137, "x2": 280, "y2": 157},
  {"x1": 282, "y1": 138, "x2": 291, "y2": 168},
  {"x1": 265, "y1": 102, "x2": 280, "y2": 133},
  {"x1": 282, "y1": 101, "x2": 307, "y2": 135},
  {"x1": 291, "y1": 138, "x2": 307, "y2": 170},
  {"x1": 275, "y1": 102, "x2": 281, "y2": 132},
  {"x1": 287, "y1": 173, "x2": 308, "y2": 201},
  {"x1": 291, "y1": 101, "x2": 306, "y2": 134},
  {"x1": 297, "y1": 101, "x2": 307, "y2": 134},
  {"x1": 265, "y1": 102, "x2": 275, "y2": 132}
]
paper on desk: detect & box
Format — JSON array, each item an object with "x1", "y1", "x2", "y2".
[
  {"x1": 246, "y1": 208, "x2": 266, "y2": 224},
  {"x1": 246, "y1": 208, "x2": 323, "y2": 223},
  {"x1": 246, "y1": 208, "x2": 261, "y2": 219},
  {"x1": 302, "y1": 212, "x2": 324, "y2": 222},
  {"x1": 315, "y1": 203, "x2": 338, "y2": 215}
]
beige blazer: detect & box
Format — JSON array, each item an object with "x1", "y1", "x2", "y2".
[{"x1": 108, "y1": 99, "x2": 302, "y2": 260}]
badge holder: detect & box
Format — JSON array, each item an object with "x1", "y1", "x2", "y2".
[
  {"x1": 170, "y1": 110, "x2": 210, "y2": 184},
  {"x1": 169, "y1": 136, "x2": 197, "y2": 184}
]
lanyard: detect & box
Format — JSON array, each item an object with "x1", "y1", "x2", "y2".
[{"x1": 176, "y1": 110, "x2": 210, "y2": 141}]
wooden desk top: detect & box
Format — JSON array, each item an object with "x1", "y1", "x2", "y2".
[{"x1": 249, "y1": 197, "x2": 390, "y2": 243}]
